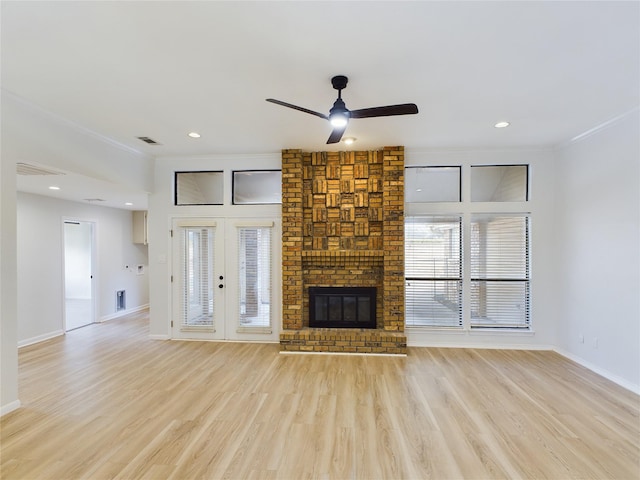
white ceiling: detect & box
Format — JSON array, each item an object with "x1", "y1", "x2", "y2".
[
  {"x1": 14, "y1": 163, "x2": 150, "y2": 211},
  {"x1": 2, "y1": 1, "x2": 639, "y2": 208}
]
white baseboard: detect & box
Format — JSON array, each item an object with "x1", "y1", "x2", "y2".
[
  {"x1": 100, "y1": 304, "x2": 149, "y2": 322},
  {"x1": 553, "y1": 348, "x2": 640, "y2": 395},
  {"x1": 1, "y1": 399, "x2": 21, "y2": 416},
  {"x1": 149, "y1": 334, "x2": 170, "y2": 340},
  {"x1": 408, "y1": 339, "x2": 553, "y2": 350},
  {"x1": 18, "y1": 330, "x2": 64, "y2": 348}
]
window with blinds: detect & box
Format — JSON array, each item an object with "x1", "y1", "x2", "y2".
[
  {"x1": 405, "y1": 216, "x2": 462, "y2": 327},
  {"x1": 470, "y1": 214, "x2": 530, "y2": 328},
  {"x1": 181, "y1": 227, "x2": 214, "y2": 328},
  {"x1": 237, "y1": 226, "x2": 272, "y2": 329}
]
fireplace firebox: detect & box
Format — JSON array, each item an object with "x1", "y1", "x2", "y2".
[{"x1": 309, "y1": 287, "x2": 377, "y2": 329}]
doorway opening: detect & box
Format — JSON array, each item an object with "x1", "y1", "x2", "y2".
[{"x1": 64, "y1": 220, "x2": 95, "y2": 331}]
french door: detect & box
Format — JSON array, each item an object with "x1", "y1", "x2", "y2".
[{"x1": 171, "y1": 218, "x2": 279, "y2": 341}]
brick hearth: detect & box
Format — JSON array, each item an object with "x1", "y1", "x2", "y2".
[{"x1": 280, "y1": 147, "x2": 407, "y2": 354}]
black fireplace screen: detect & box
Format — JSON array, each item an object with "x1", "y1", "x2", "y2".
[{"x1": 309, "y1": 287, "x2": 376, "y2": 329}]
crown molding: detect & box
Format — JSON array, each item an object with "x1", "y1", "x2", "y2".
[
  {"x1": 559, "y1": 106, "x2": 640, "y2": 148},
  {"x1": 1, "y1": 88, "x2": 151, "y2": 160}
]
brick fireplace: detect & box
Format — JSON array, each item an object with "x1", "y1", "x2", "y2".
[{"x1": 280, "y1": 147, "x2": 407, "y2": 354}]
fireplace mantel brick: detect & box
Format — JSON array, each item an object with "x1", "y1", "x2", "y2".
[{"x1": 280, "y1": 147, "x2": 406, "y2": 354}]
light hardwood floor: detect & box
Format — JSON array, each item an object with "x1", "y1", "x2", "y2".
[{"x1": 2, "y1": 310, "x2": 639, "y2": 479}]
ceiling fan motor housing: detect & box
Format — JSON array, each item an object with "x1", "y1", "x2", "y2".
[
  {"x1": 331, "y1": 75, "x2": 348, "y2": 90},
  {"x1": 329, "y1": 76, "x2": 350, "y2": 126}
]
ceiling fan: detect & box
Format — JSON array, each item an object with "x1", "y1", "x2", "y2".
[{"x1": 266, "y1": 75, "x2": 419, "y2": 144}]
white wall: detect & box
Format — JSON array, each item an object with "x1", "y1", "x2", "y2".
[
  {"x1": 554, "y1": 110, "x2": 640, "y2": 392},
  {"x1": 1, "y1": 156, "x2": 20, "y2": 415},
  {"x1": 17, "y1": 192, "x2": 149, "y2": 345}
]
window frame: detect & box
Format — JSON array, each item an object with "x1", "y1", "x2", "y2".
[
  {"x1": 174, "y1": 170, "x2": 224, "y2": 206},
  {"x1": 405, "y1": 215, "x2": 463, "y2": 328},
  {"x1": 469, "y1": 214, "x2": 531, "y2": 329},
  {"x1": 232, "y1": 169, "x2": 282, "y2": 205},
  {"x1": 470, "y1": 164, "x2": 529, "y2": 202},
  {"x1": 404, "y1": 163, "x2": 532, "y2": 332},
  {"x1": 404, "y1": 165, "x2": 462, "y2": 203}
]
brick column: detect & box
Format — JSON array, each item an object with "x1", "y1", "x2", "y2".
[
  {"x1": 382, "y1": 147, "x2": 405, "y2": 332},
  {"x1": 281, "y1": 149, "x2": 304, "y2": 330}
]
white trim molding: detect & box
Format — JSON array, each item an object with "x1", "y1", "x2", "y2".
[
  {"x1": 563, "y1": 106, "x2": 640, "y2": 147},
  {"x1": 554, "y1": 348, "x2": 640, "y2": 395},
  {"x1": 18, "y1": 330, "x2": 64, "y2": 348},
  {"x1": 100, "y1": 304, "x2": 149, "y2": 322},
  {"x1": 149, "y1": 334, "x2": 171, "y2": 340},
  {"x1": 1, "y1": 400, "x2": 21, "y2": 417}
]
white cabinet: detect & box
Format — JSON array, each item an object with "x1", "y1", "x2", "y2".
[{"x1": 132, "y1": 210, "x2": 148, "y2": 245}]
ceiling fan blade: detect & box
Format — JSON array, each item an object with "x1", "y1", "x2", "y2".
[
  {"x1": 266, "y1": 98, "x2": 328, "y2": 120},
  {"x1": 326, "y1": 125, "x2": 347, "y2": 144},
  {"x1": 349, "y1": 103, "x2": 419, "y2": 119}
]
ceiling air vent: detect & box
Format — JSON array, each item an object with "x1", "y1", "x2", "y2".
[
  {"x1": 16, "y1": 162, "x2": 66, "y2": 176},
  {"x1": 84, "y1": 198, "x2": 106, "y2": 203},
  {"x1": 137, "y1": 136, "x2": 161, "y2": 145}
]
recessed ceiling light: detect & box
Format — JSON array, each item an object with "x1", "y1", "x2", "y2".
[
  {"x1": 342, "y1": 137, "x2": 356, "y2": 145},
  {"x1": 188, "y1": 132, "x2": 201, "y2": 138},
  {"x1": 48, "y1": 186, "x2": 60, "y2": 190},
  {"x1": 125, "y1": 202, "x2": 133, "y2": 206},
  {"x1": 494, "y1": 121, "x2": 510, "y2": 128}
]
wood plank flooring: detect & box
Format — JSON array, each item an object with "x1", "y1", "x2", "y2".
[{"x1": 1, "y1": 310, "x2": 639, "y2": 479}]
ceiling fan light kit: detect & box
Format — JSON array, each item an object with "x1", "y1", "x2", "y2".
[{"x1": 266, "y1": 75, "x2": 418, "y2": 144}]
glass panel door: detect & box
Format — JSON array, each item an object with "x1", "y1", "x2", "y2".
[
  {"x1": 226, "y1": 221, "x2": 279, "y2": 341},
  {"x1": 237, "y1": 226, "x2": 272, "y2": 329},
  {"x1": 172, "y1": 219, "x2": 225, "y2": 340},
  {"x1": 172, "y1": 218, "x2": 280, "y2": 341},
  {"x1": 182, "y1": 227, "x2": 214, "y2": 327}
]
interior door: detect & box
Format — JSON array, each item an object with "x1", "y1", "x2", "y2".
[
  {"x1": 172, "y1": 219, "x2": 225, "y2": 340},
  {"x1": 63, "y1": 220, "x2": 95, "y2": 331},
  {"x1": 224, "y1": 220, "x2": 278, "y2": 341},
  {"x1": 171, "y1": 218, "x2": 279, "y2": 341}
]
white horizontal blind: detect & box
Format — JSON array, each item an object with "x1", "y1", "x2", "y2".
[
  {"x1": 181, "y1": 227, "x2": 214, "y2": 328},
  {"x1": 237, "y1": 226, "x2": 272, "y2": 328},
  {"x1": 470, "y1": 214, "x2": 530, "y2": 328},
  {"x1": 405, "y1": 216, "x2": 462, "y2": 327}
]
